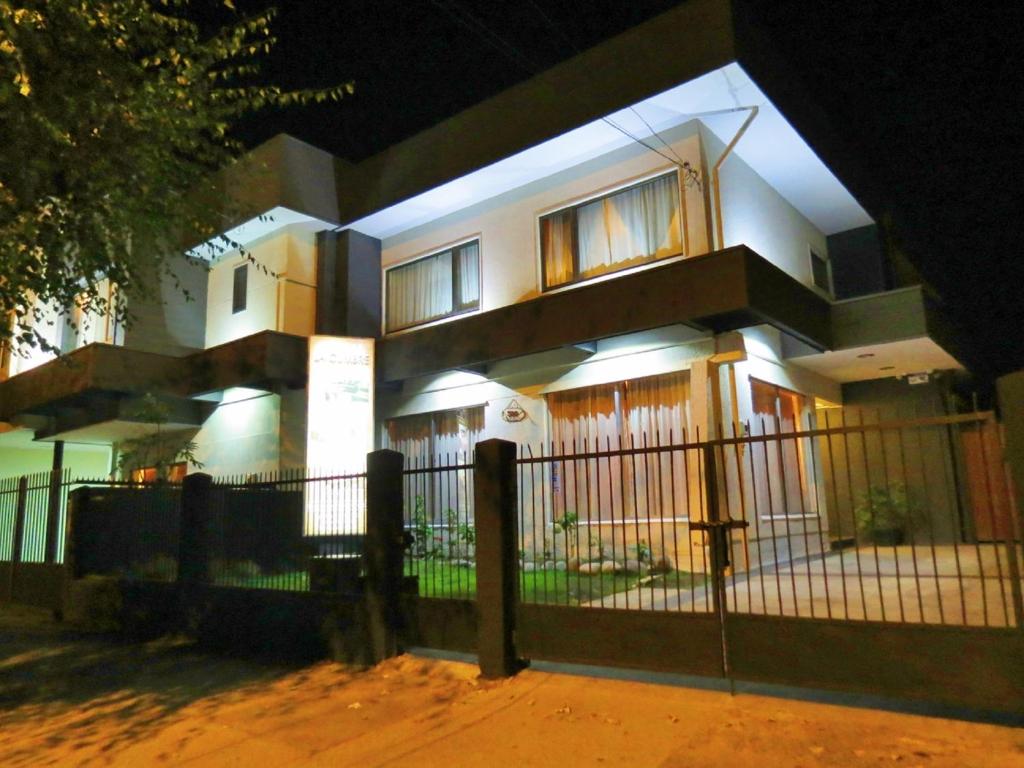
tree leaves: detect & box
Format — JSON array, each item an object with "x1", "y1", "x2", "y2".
[{"x1": 0, "y1": 0, "x2": 352, "y2": 357}]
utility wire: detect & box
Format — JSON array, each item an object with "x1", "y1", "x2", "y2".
[
  {"x1": 519, "y1": 0, "x2": 690, "y2": 169},
  {"x1": 429, "y1": 0, "x2": 693, "y2": 174}
]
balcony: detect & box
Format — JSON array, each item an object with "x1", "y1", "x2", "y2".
[{"x1": 376, "y1": 245, "x2": 832, "y2": 383}]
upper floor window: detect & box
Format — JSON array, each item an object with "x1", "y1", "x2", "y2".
[
  {"x1": 540, "y1": 171, "x2": 682, "y2": 290},
  {"x1": 809, "y1": 248, "x2": 832, "y2": 296},
  {"x1": 385, "y1": 239, "x2": 480, "y2": 333},
  {"x1": 232, "y1": 264, "x2": 248, "y2": 314}
]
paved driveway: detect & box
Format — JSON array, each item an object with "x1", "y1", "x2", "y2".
[{"x1": 585, "y1": 544, "x2": 1023, "y2": 627}]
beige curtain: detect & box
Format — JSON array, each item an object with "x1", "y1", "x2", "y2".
[
  {"x1": 541, "y1": 210, "x2": 574, "y2": 287},
  {"x1": 547, "y1": 371, "x2": 693, "y2": 523},
  {"x1": 748, "y1": 379, "x2": 815, "y2": 519},
  {"x1": 386, "y1": 250, "x2": 454, "y2": 331},
  {"x1": 385, "y1": 407, "x2": 485, "y2": 527}
]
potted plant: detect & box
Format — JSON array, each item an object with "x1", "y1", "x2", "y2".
[{"x1": 854, "y1": 485, "x2": 917, "y2": 546}]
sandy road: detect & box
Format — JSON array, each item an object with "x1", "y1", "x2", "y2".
[{"x1": 1, "y1": 605, "x2": 1021, "y2": 767}]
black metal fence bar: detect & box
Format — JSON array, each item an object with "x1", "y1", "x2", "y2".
[
  {"x1": 516, "y1": 436, "x2": 711, "y2": 612},
  {"x1": 402, "y1": 453, "x2": 476, "y2": 600},
  {"x1": 69, "y1": 479, "x2": 182, "y2": 581},
  {"x1": 506, "y1": 411, "x2": 1022, "y2": 628},
  {"x1": 207, "y1": 468, "x2": 367, "y2": 592},
  {"x1": 718, "y1": 409, "x2": 1022, "y2": 629}
]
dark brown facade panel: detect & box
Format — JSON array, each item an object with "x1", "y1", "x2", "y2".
[{"x1": 377, "y1": 246, "x2": 831, "y2": 383}]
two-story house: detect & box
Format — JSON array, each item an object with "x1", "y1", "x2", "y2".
[{"x1": 0, "y1": 0, "x2": 964, "y2": 564}]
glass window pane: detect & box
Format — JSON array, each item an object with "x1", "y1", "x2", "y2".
[
  {"x1": 456, "y1": 242, "x2": 480, "y2": 307},
  {"x1": 386, "y1": 250, "x2": 454, "y2": 331},
  {"x1": 540, "y1": 210, "x2": 575, "y2": 287}
]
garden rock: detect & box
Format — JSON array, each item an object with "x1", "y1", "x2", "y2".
[
  {"x1": 622, "y1": 559, "x2": 649, "y2": 574},
  {"x1": 651, "y1": 555, "x2": 676, "y2": 574}
]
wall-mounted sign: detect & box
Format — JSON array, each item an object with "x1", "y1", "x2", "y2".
[
  {"x1": 502, "y1": 399, "x2": 528, "y2": 423},
  {"x1": 305, "y1": 336, "x2": 374, "y2": 534}
]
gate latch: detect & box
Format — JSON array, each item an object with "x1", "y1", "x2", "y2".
[{"x1": 689, "y1": 517, "x2": 749, "y2": 569}]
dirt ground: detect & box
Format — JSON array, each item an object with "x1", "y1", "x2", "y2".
[{"x1": 0, "y1": 605, "x2": 1021, "y2": 767}]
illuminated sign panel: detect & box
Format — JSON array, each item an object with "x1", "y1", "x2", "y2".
[{"x1": 305, "y1": 336, "x2": 374, "y2": 536}]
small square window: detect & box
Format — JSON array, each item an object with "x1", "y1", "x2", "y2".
[
  {"x1": 232, "y1": 264, "x2": 248, "y2": 314},
  {"x1": 809, "y1": 249, "x2": 832, "y2": 295}
]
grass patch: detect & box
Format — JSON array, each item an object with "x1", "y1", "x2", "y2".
[{"x1": 406, "y1": 559, "x2": 705, "y2": 605}]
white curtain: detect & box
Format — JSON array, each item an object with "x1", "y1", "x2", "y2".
[
  {"x1": 457, "y1": 242, "x2": 480, "y2": 306},
  {"x1": 386, "y1": 250, "x2": 454, "y2": 331},
  {"x1": 576, "y1": 173, "x2": 682, "y2": 281}
]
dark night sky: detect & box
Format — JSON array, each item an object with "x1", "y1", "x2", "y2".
[{"x1": 216, "y1": 1, "x2": 1023, "y2": 381}]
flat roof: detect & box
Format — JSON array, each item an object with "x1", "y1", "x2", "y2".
[{"x1": 210, "y1": 0, "x2": 874, "y2": 249}]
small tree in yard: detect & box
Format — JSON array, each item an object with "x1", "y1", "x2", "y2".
[
  {"x1": 116, "y1": 393, "x2": 203, "y2": 481},
  {"x1": 0, "y1": 1, "x2": 350, "y2": 356}
]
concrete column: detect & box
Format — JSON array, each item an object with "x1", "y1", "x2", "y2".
[
  {"x1": 363, "y1": 449, "x2": 405, "y2": 662},
  {"x1": 178, "y1": 472, "x2": 213, "y2": 585},
  {"x1": 474, "y1": 438, "x2": 521, "y2": 678},
  {"x1": 63, "y1": 486, "x2": 91, "y2": 579},
  {"x1": 316, "y1": 229, "x2": 383, "y2": 338}
]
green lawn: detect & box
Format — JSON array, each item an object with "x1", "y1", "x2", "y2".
[
  {"x1": 204, "y1": 560, "x2": 705, "y2": 604},
  {"x1": 406, "y1": 559, "x2": 705, "y2": 605}
]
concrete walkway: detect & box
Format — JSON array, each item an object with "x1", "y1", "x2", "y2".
[
  {"x1": 1, "y1": 605, "x2": 1022, "y2": 767},
  {"x1": 585, "y1": 544, "x2": 1023, "y2": 627}
]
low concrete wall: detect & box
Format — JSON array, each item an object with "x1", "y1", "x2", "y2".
[
  {"x1": 0, "y1": 563, "x2": 66, "y2": 611},
  {"x1": 62, "y1": 577, "x2": 434, "y2": 664}
]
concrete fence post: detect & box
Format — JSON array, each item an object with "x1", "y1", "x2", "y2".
[
  {"x1": 474, "y1": 438, "x2": 522, "y2": 678},
  {"x1": 4, "y1": 476, "x2": 29, "y2": 601},
  {"x1": 63, "y1": 486, "x2": 91, "y2": 579},
  {"x1": 45, "y1": 469, "x2": 64, "y2": 565},
  {"x1": 364, "y1": 449, "x2": 405, "y2": 662},
  {"x1": 11, "y1": 476, "x2": 28, "y2": 568},
  {"x1": 178, "y1": 473, "x2": 213, "y2": 585}
]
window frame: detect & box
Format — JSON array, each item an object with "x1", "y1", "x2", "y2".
[
  {"x1": 808, "y1": 246, "x2": 834, "y2": 298},
  {"x1": 232, "y1": 263, "x2": 248, "y2": 314},
  {"x1": 384, "y1": 237, "x2": 481, "y2": 334},
  {"x1": 538, "y1": 169, "x2": 684, "y2": 292}
]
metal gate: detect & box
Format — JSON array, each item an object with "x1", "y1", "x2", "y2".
[{"x1": 513, "y1": 411, "x2": 1024, "y2": 714}]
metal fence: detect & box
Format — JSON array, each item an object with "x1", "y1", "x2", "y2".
[
  {"x1": 0, "y1": 470, "x2": 77, "y2": 564},
  {"x1": 517, "y1": 437, "x2": 711, "y2": 612},
  {"x1": 70, "y1": 479, "x2": 182, "y2": 582},
  {"x1": 511, "y1": 411, "x2": 1022, "y2": 628},
  {"x1": 402, "y1": 453, "x2": 476, "y2": 599},
  {"x1": 207, "y1": 469, "x2": 367, "y2": 591}
]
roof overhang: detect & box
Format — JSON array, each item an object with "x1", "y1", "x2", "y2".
[
  {"x1": 200, "y1": 0, "x2": 875, "y2": 248},
  {"x1": 787, "y1": 286, "x2": 965, "y2": 382}
]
